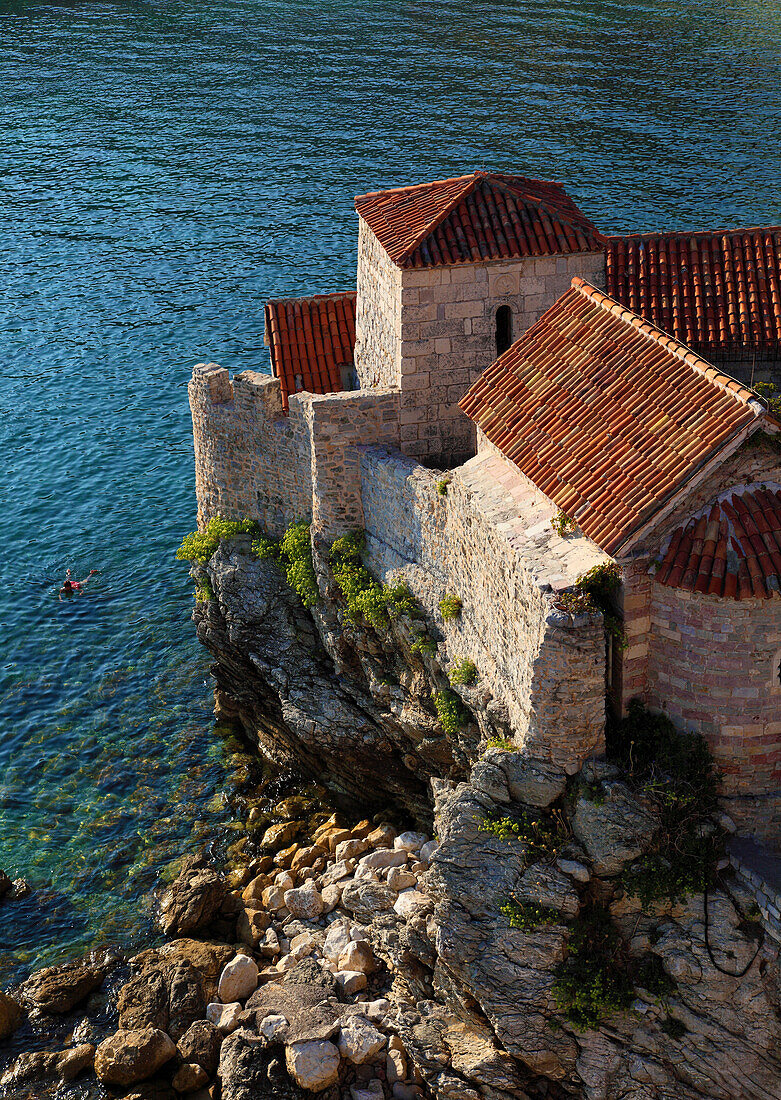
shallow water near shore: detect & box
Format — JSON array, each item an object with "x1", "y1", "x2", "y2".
[{"x1": 1, "y1": 0, "x2": 780, "y2": 987}]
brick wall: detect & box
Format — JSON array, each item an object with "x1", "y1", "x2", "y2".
[
  {"x1": 354, "y1": 220, "x2": 403, "y2": 389},
  {"x1": 359, "y1": 446, "x2": 606, "y2": 768},
  {"x1": 189, "y1": 363, "x2": 311, "y2": 535}
]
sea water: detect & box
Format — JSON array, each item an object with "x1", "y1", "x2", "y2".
[{"x1": 0, "y1": 0, "x2": 779, "y2": 983}]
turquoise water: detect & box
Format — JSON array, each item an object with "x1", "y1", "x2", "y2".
[{"x1": 1, "y1": 0, "x2": 780, "y2": 983}]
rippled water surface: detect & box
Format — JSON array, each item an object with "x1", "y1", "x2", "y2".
[{"x1": 0, "y1": 0, "x2": 779, "y2": 982}]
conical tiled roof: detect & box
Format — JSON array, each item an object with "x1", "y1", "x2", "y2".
[{"x1": 355, "y1": 172, "x2": 604, "y2": 269}]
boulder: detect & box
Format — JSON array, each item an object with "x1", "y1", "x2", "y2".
[
  {"x1": 338, "y1": 941, "x2": 375, "y2": 974},
  {"x1": 206, "y1": 1001, "x2": 243, "y2": 1033},
  {"x1": 172, "y1": 1062, "x2": 209, "y2": 1092},
  {"x1": 20, "y1": 954, "x2": 114, "y2": 1014},
  {"x1": 335, "y1": 838, "x2": 369, "y2": 862},
  {"x1": 218, "y1": 954, "x2": 259, "y2": 1003},
  {"x1": 176, "y1": 1020, "x2": 221, "y2": 1077},
  {"x1": 0, "y1": 870, "x2": 11, "y2": 900},
  {"x1": 118, "y1": 958, "x2": 205, "y2": 1041},
  {"x1": 129, "y1": 938, "x2": 232, "y2": 1003},
  {"x1": 335, "y1": 970, "x2": 367, "y2": 994},
  {"x1": 261, "y1": 820, "x2": 301, "y2": 850},
  {"x1": 387, "y1": 866, "x2": 417, "y2": 892},
  {"x1": 0, "y1": 1045, "x2": 95, "y2": 1088},
  {"x1": 285, "y1": 1039, "x2": 341, "y2": 1091},
  {"x1": 284, "y1": 879, "x2": 323, "y2": 921},
  {"x1": 340, "y1": 880, "x2": 395, "y2": 921},
  {"x1": 337, "y1": 1015, "x2": 386, "y2": 1064},
  {"x1": 393, "y1": 889, "x2": 431, "y2": 919},
  {"x1": 321, "y1": 859, "x2": 354, "y2": 887},
  {"x1": 157, "y1": 855, "x2": 227, "y2": 936},
  {"x1": 394, "y1": 831, "x2": 427, "y2": 853},
  {"x1": 236, "y1": 904, "x2": 271, "y2": 947},
  {"x1": 0, "y1": 989, "x2": 24, "y2": 1039},
  {"x1": 94, "y1": 1027, "x2": 176, "y2": 1086},
  {"x1": 359, "y1": 848, "x2": 407, "y2": 870}
]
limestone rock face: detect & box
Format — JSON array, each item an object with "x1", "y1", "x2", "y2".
[
  {"x1": 571, "y1": 782, "x2": 659, "y2": 875},
  {"x1": 94, "y1": 1027, "x2": 176, "y2": 1086},
  {"x1": 157, "y1": 854, "x2": 227, "y2": 936}
]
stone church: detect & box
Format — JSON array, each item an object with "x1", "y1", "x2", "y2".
[{"x1": 213, "y1": 169, "x2": 781, "y2": 834}]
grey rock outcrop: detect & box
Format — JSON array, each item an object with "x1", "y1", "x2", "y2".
[{"x1": 157, "y1": 853, "x2": 227, "y2": 936}]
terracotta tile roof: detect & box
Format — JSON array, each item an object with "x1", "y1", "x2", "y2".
[
  {"x1": 656, "y1": 487, "x2": 781, "y2": 599},
  {"x1": 354, "y1": 172, "x2": 604, "y2": 269},
  {"x1": 458, "y1": 277, "x2": 765, "y2": 556},
  {"x1": 606, "y1": 227, "x2": 781, "y2": 356},
  {"x1": 265, "y1": 292, "x2": 356, "y2": 410}
]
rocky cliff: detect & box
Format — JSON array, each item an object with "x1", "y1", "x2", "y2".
[{"x1": 186, "y1": 539, "x2": 781, "y2": 1100}]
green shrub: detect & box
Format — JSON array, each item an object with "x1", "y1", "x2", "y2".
[
  {"x1": 449, "y1": 657, "x2": 477, "y2": 685},
  {"x1": 553, "y1": 907, "x2": 633, "y2": 1029},
  {"x1": 194, "y1": 578, "x2": 214, "y2": 603},
  {"x1": 433, "y1": 689, "x2": 469, "y2": 735},
  {"x1": 439, "y1": 593, "x2": 462, "y2": 620},
  {"x1": 551, "y1": 510, "x2": 577, "y2": 537},
  {"x1": 176, "y1": 515, "x2": 260, "y2": 564},
  {"x1": 485, "y1": 736, "x2": 514, "y2": 752},
  {"x1": 410, "y1": 631, "x2": 437, "y2": 656},
  {"x1": 500, "y1": 897, "x2": 559, "y2": 931},
  {"x1": 567, "y1": 560, "x2": 626, "y2": 646},
  {"x1": 754, "y1": 381, "x2": 781, "y2": 417},
  {"x1": 436, "y1": 476, "x2": 451, "y2": 496},
  {"x1": 330, "y1": 530, "x2": 416, "y2": 629},
  {"x1": 609, "y1": 703, "x2": 722, "y2": 907},
  {"x1": 480, "y1": 809, "x2": 567, "y2": 861},
  {"x1": 252, "y1": 520, "x2": 318, "y2": 607}
]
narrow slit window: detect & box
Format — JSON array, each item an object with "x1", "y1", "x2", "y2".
[{"x1": 496, "y1": 305, "x2": 513, "y2": 357}]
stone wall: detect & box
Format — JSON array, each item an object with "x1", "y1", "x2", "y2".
[
  {"x1": 358, "y1": 445, "x2": 606, "y2": 768},
  {"x1": 354, "y1": 219, "x2": 402, "y2": 389},
  {"x1": 397, "y1": 250, "x2": 606, "y2": 466},
  {"x1": 189, "y1": 363, "x2": 311, "y2": 535}
]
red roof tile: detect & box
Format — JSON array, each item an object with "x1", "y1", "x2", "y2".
[
  {"x1": 657, "y1": 487, "x2": 781, "y2": 598},
  {"x1": 354, "y1": 172, "x2": 604, "y2": 269},
  {"x1": 265, "y1": 292, "x2": 356, "y2": 410},
  {"x1": 606, "y1": 227, "x2": 781, "y2": 356},
  {"x1": 459, "y1": 278, "x2": 764, "y2": 556}
]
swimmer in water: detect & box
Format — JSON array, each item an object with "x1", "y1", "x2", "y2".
[{"x1": 59, "y1": 569, "x2": 98, "y2": 599}]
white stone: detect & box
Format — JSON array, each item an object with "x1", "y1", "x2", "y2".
[
  {"x1": 335, "y1": 838, "x2": 369, "y2": 862},
  {"x1": 323, "y1": 920, "x2": 353, "y2": 963},
  {"x1": 387, "y1": 1047, "x2": 407, "y2": 1084},
  {"x1": 218, "y1": 955, "x2": 259, "y2": 1003},
  {"x1": 394, "y1": 831, "x2": 427, "y2": 853},
  {"x1": 338, "y1": 940, "x2": 375, "y2": 974},
  {"x1": 359, "y1": 847, "x2": 407, "y2": 870},
  {"x1": 260, "y1": 1013, "x2": 289, "y2": 1042},
  {"x1": 259, "y1": 927, "x2": 281, "y2": 958},
  {"x1": 284, "y1": 879, "x2": 324, "y2": 921},
  {"x1": 393, "y1": 889, "x2": 429, "y2": 919},
  {"x1": 419, "y1": 840, "x2": 438, "y2": 862},
  {"x1": 321, "y1": 883, "x2": 342, "y2": 913},
  {"x1": 290, "y1": 931, "x2": 315, "y2": 952},
  {"x1": 275, "y1": 870, "x2": 295, "y2": 890},
  {"x1": 365, "y1": 998, "x2": 390, "y2": 1022},
  {"x1": 355, "y1": 864, "x2": 380, "y2": 881},
  {"x1": 335, "y1": 970, "x2": 368, "y2": 994},
  {"x1": 557, "y1": 858, "x2": 590, "y2": 883},
  {"x1": 321, "y1": 859, "x2": 355, "y2": 887},
  {"x1": 387, "y1": 867, "x2": 417, "y2": 892},
  {"x1": 285, "y1": 1039, "x2": 341, "y2": 1091},
  {"x1": 337, "y1": 1015, "x2": 387, "y2": 1064},
  {"x1": 205, "y1": 1001, "x2": 242, "y2": 1033},
  {"x1": 262, "y1": 885, "x2": 287, "y2": 910}
]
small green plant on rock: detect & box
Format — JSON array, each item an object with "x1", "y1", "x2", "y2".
[
  {"x1": 754, "y1": 381, "x2": 781, "y2": 417},
  {"x1": 500, "y1": 897, "x2": 559, "y2": 931},
  {"x1": 553, "y1": 906, "x2": 633, "y2": 1030},
  {"x1": 439, "y1": 593, "x2": 462, "y2": 620},
  {"x1": 176, "y1": 515, "x2": 260, "y2": 564},
  {"x1": 330, "y1": 530, "x2": 416, "y2": 629},
  {"x1": 194, "y1": 578, "x2": 214, "y2": 603},
  {"x1": 436, "y1": 476, "x2": 451, "y2": 496},
  {"x1": 485, "y1": 736, "x2": 514, "y2": 752},
  {"x1": 410, "y1": 631, "x2": 437, "y2": 656},
  {"x1": 449, "y1": 657, "x2": 478, "y2": 685},
  {"x1": 551, "y1": 510, "x2": 577, "y2": 537},
  {"x1": 252, "y1": 520, "x2": 319, "y2": 607},
  {"x1": 433, "y1": 689, "x2": 470, "y2": 735},
  {"x1": 480, "y1": 808, "x2": 568, "y2": 862}
]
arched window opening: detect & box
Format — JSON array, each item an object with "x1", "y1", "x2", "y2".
[{"x1": 495, "y1": 305, "x2": 513, "y2": 357}]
